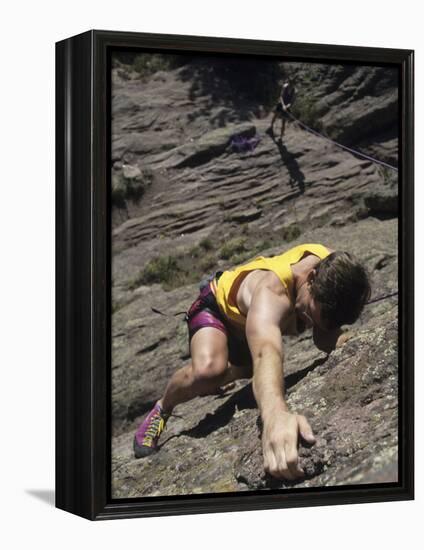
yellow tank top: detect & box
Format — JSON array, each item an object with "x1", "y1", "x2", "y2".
[{"x1": 212, "y1": 243, "x2": 330, "y2": 329}]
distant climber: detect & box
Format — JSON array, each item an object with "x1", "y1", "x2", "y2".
[
  {"x1": 269, "y1": 78, "x2": 296, "y2": 140},
  {"x1": 133, "y1": 244, "x2": 371, "y2": 481}
]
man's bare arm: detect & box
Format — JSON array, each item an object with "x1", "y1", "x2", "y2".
[
  {"x1": 246, "y1": 281, "x2": 315, "y2": 480},
  {"x1": 280, "y1": 97, "x2": 291, "y2": 111},
  {"x1": 246, "y1": 285, "x2": 287, "y2": 417}
]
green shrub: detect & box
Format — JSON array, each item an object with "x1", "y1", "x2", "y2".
[
  {"x1": 199, "y1": 237, "x2": 214, "y2": 251},
  {"x1": 111, "y1": 170, "x2": 153, "y2": 209},
  {"x1": 281, "y1": 224, "x2": 301, "y2": 242},
  {"x1": 111, "y1": 300, "x2": 125, "y2": 314},
  {"x1": 132, "y1": 54, "x2": 185, "y2": 78},
  {"x1": 219, "y1": 237, "x2": 247, "y2": 260},
  {"x1": 199, "y1": 253, "x2": 217, "y2": 273},
  {"x1": 291, "y1": 95, "x2": 323, "y2": 131},
  {"x1": 188, "y1": 246, "x2": 201, "y2": 259},
  {"x1": 127, "y1": 235, "x2": 275, "y2": 292},
  {"x1": 111, "y1": 176, "x2": 127, "y2": 209},
  {"x1": 129, "y1": 256, "x2": 182, "y2": 290},
  {"x1": 228, "y1": 252, "x2": 250, "y2": 265},
  {"x1": 253, "y1": 239, "x2": 273, "y2": 252},
  {"x1": 378, "y1": 165, "x2": 397, "y2": 187}
]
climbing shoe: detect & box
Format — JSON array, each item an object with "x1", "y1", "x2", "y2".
[{"x1": 133, "y1": 402, "x2": 169, "y2": 458}]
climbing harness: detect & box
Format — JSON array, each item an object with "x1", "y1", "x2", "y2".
[{"x1": 286, "y1": 111, "x2": 398, "y2": 172}]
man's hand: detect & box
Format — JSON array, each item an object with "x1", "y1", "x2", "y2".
[
  {"x1": 336, "y1": 331, "x2": 353, "y2": 348},
  {"x1": 262, "y1": 409, "x2": 316, "y2": 480}
]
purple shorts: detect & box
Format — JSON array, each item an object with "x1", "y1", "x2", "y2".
[{"x1": 185, "y1": 278, "x2": 252, "y2": 367}]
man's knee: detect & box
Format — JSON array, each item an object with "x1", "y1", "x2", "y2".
[{"x1": 191, "y1": 355, "x2": 228, "y2": 383}]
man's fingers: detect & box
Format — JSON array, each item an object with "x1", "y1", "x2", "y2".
[
  {"x1": 264, "y1": 446, "x2": 278, "y2": 476},
  {"x1": 265, "y1": 446, "x2": 294, "y2": 480},
  {"x1": 279, "y1": 420, "x2": 302, "y2": 477},
  {"x1": 285, "y1": 443, "x2": 304, "y2": 478},
  {"x1": 297, "y1": 415, "x2": 316, "y2": 445},
  {"x1": 263, "y1": 412, "x2": 316, "y2": 481},
  {"x1": 274, "y1": 450, "x2": 295, "y2": 480}
]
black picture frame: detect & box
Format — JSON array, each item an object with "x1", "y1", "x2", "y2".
[{"x1": 56, "y1": 30, "x2": 414, "y2": 520}]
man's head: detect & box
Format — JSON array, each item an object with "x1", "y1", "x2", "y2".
[{"x1": 306, "y1": 251, "x2": 371, "y2": 330}]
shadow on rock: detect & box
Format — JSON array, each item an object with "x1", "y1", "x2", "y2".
[
  {"x1": 285, "y1": 355, "x2": 329, "y2": 390},
  {"x1": 275, "y1": 139, "x2": 307, "y2": 194},
  {"x1": 170, "y1": 355, "x2": 329, "y2": 443},
  {"x1": 177, "y1": 383, "x2": 256, "y2": 440}
]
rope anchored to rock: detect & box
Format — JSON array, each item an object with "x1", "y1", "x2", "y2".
[{"x1": 286, "y1": 111, "x2": 398, "y2": 172}]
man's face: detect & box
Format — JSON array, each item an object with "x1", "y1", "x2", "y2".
[{"x1": 294, "y1": 282, "x2": 329, "y2": 333}]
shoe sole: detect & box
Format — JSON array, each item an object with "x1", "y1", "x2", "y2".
[{"x1": 133, "y1": 436, "x2": 157, "y2": 459}]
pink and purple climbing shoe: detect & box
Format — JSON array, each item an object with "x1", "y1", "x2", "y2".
[{"x1": 133, "y1": 402, "x2": 169, "y2": 458}]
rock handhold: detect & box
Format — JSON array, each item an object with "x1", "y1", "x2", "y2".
[{"x1": 229, "y1": 208, "x2": 262, "y2": 223}]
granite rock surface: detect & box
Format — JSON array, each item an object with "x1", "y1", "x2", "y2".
[{"x1": 110, "y1": 57, "x2": 399, "y2": 497}]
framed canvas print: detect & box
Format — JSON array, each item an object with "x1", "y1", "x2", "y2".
[{"x1": 56, "y1": 30, "x2": 414, "y2": 520}]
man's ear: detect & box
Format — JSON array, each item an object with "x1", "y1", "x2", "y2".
[{"x1": 307, "y1": 269, "x2": 316, "y2": 286}]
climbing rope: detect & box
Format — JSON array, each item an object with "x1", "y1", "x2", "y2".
[
  {"x1": 366, "y1": 290, "x2": 398, "y2": 305},
  {"x1": 286, "y1": 111, "x2": 398, "y2": 172},
  {"x1": 279, "y1": 111, "x2": 399, "y2": 307}
]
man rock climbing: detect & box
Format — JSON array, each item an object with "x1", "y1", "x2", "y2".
[
  {"x1": 269, "y1": 78, "x2": 296, "y2": 140},
  {"x1": 134, "y1": 243, "x2": 371, "y2": 480}
]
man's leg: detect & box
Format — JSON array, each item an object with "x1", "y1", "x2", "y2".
[
  {"x1": 215, "y1": 362, "x2": 252, "y2": 393},
  {"x1": 280, "y1": 117, "x2": 286, "y2": 139},
  {"x1": 159, "y1": 327, "x2": 229, "y2": 413},
  {"x1": 134, "y1": 326, "x2": 229, "y2": 457},
  {"x1": 269, "y1": 111, "x2": 277, "y2": 134},
  {"x1": 133, "y1": 327, "x2": 252, "y2": 457}
]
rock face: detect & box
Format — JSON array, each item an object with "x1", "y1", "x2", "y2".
[{"x1": 110, "y1": 55, "x2": 399, "y2": 498}]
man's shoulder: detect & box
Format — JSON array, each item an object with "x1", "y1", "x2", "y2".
[
  {"x1": 253, "y1": 269, "x2": 290, "y2": 298},
  {"x1": 246, "y1": 270, "x2": 292, "y2": 323},
  {"x1": 294, "y1": 242, "x2": 335, "y2": 254}
]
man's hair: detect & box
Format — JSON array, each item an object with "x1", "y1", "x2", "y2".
[{"x1": 310, "y1": 251, "x2": 371, "y2": 329}]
